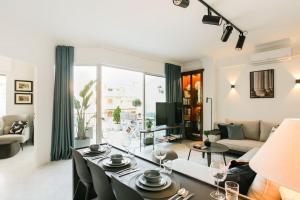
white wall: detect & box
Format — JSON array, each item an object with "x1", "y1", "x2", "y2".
[
  {"x1": 75, "y1": 47, "x2": 175, "y2": 76},
  {"x1": 216, "y1": 56, "x2": 300, "y2": 123},
  {"x1": 0, "y1": 57, "x2": 35, "y2": 116},
  {"x1": 0, "y1": 22, "x2": 56, "y2": 165}
]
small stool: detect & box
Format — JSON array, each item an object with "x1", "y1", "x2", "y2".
[{"x1": 0, "y1": 141, "x2": 20, "y2": 159}]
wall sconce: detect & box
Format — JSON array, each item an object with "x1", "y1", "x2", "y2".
[
  {"x1": 296, "y1": 79, "x2": 300, "y2": 84},
  {"x1": 231, "y1": 84, "x2": 235, "y2": 89}
]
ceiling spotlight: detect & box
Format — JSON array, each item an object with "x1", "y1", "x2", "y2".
[
  {"x1": 236, "y1": 33, "x2": 246, "y2": 50},
  {"x1": 173, "y1": 0, "x2": 190, "y2": 8},
  {"x1": 221, "y1": 24, "x2": 233, "y2": 42},
  {"x1": 202, "y1": 9, "x2": 222, "y2": 26}
]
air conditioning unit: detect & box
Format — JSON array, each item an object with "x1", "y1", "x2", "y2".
[{"x1": 250, "y1": 47, "x2": 292, "y2": 65}]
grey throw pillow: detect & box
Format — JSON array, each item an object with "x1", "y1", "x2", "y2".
[{"x1": 227, "y1": 124, "x2": 244, "y2": 140}]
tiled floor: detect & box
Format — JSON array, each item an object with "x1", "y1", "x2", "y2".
[{"x1": 0, "y1": 136, "x2": 237, "y2": 200}]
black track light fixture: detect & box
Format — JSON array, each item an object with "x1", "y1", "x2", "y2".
[
  {"x1": 172, "y1": 0, "x2": 247, "y2": 51},
  {"x1": 236, "y1": 33, "x2": 246, "y2": 50},
  {"x1": 202, "y1": 9, "x2": 222, "y2": 26},
  {"x1": 221, "y1": 24, "x2": 233, "y2": 42},
  {"x1": 173, "y1": 0, "x2": 190, "y2": 8}
]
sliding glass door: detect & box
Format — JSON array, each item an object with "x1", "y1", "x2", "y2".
[
  {"x1": 73, "y1": 66, "x2": 166, "y2": 147},
  {"x1": 101, "y1": 66, "x2": 144, "y2": 142},
  {"x1": 74, "y1": 66, "x2": 97, "y2": 148}
]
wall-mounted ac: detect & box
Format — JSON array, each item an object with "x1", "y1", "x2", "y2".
[{"x1": 250, "y1": 47, "x2": 292, "y2": 65}]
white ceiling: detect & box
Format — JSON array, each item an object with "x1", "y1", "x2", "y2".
[{"x1": 1, "y1": 0, "x2": 300, "y2": 63}]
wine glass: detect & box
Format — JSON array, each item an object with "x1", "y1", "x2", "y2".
[
  {"x1": 122, "y1": 136, "x2": 132, "y2": 156},
  {"x1": 154, "y1": 149, "x2": 167, "y2": 170},
  {"x1": 209, "y1": 159, "x2": 228, "y2": 200}
]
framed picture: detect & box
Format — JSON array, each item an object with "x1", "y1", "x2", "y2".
[
  {"x1": 15, "y1": 80, "x2": 33, "y2": 92},
  {"x1": 250, "y1": 69, "x2": 274, "y2": 98},
  {"x1": 15, "y1": 93, "x2": 33, "y2": 104}
]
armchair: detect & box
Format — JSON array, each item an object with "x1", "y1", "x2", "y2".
[{"x1": 0, "y1": 115, "x2": 31, "y2": 149}]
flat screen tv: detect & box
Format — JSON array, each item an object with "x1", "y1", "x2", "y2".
[{"x1": 156, "y1": 102, "x2": 182, "y2": 126}]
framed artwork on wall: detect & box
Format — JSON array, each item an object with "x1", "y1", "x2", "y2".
[
  {"x1": 15, "y1": 80, "x2": 33, "y2": 92},
  {"x1": 250, "y1": 69, "x2": 274, "y2": 98},
  {"x1": 15, "y1": 93, "x2": 33, "y2": 104}
]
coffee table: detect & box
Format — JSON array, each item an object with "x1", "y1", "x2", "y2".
[{"x1": 187, "y1": 142, "x2": 229, "y2": 166}]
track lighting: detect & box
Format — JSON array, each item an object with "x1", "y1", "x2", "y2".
[
  {"x1": 202, "y1": 9, "x2": 222, "y2": 26},
  {"x1": 173, "y1": 0, "x2": 190, "y2": 8},
  {"x1": 236, "y1": 33, "x2": 246, "y2": 50},
  {"x1": 221, "y1": 24, "x2": 233, "y2": 42},
  {"x1": 172, "y1": 0, "x2": 247, "y2": 51}
]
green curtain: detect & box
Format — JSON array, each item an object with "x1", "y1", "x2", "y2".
[
  {"x1": 165, "y1": 63, "x2": 182, "y2": 135},
  {"x1": 165, "y1": 63, "x2": 182, "y2": 103},
  {"x1": 51, "y1": 46, "x2": 74, "y2": 161}
]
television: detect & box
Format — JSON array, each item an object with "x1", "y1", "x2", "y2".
[{"x1": 156, "y1": 102, "x2": 182, "y2": 126}]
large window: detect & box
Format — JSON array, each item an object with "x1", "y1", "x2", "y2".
[
  {"x1": 145, "y1": 75, "x2": 166, "y2": 125},
  {"x1": 73, "y1": 66, "x2": 166, "y2": 146},
  {"x1": 0, "y1": 75, "x2": 6, "y2": 117}
]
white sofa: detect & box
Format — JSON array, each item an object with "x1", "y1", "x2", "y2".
[{"x1": 215, "y1": 120, "x2": 279, "y2": 153}]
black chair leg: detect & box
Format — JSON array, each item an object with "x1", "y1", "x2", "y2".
[
  {"x1": 20, "y1": 143, "x2": 23, "y2": 151},
  {"x1": 85, "y1": 184, "x2": 91, "y2": 200},
  {"x1": 73, "y1": 181, "x2": 80, "y2": 200}
]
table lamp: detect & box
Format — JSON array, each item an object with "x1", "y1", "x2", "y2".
[{"x1": 249, "y1": 119, "x2": 300, "y2": 193}]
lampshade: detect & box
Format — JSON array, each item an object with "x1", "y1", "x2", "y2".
[{"x1": 249, "y1": 119, "x2": 300, "y2": 193}]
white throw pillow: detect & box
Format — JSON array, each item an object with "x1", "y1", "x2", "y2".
[{"x1": 280, "y1": 187, "x2": 300, "y2": 200}]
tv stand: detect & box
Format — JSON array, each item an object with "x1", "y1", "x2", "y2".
[{"x1": 139, "y1": 125, "x2": 183, "y2": 151}]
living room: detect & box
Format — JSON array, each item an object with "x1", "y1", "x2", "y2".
[{"x1": 0, "y1": 0, "x2": 300, "y2": 200}]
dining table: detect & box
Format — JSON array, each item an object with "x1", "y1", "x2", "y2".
[{"x1": 73, "y1": 144, "x2": 251, "y2": 200}]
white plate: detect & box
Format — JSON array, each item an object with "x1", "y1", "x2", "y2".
[
  {"x1": 135, "y1": 174, "x2": 172, "y2": 191},
  {"x1": 138, "y1": 175, "x2": 166, "y2": 187},
  {"x1": 102, "y1": 157, "x2": 131, "y2": 168}
]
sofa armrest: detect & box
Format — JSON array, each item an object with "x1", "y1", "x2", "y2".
[{"x1": 22, "y1": 126, "x2": 30, "y2": 142}]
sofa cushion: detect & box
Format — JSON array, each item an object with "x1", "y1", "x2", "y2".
[
  {"x1": 218, "y1": 123, "x2": 230, "y2": 139},
  {"x1": 247, "y1": 175, "x2": 281, "y2": 200},
  {"x1": 227, "y1": 124, "x2": 244, "y2": 140},
  {"x1": 217, "y1": 139, "x2": 264, "y2": 152},
  {"x1": 260, "y1": 121, "x2": 279, "y2": 142},
  {"x1": 226, "y1": 119, "x2": 260, "y2": 140},
  {"x1": 0, "y1": 134, "x2": 26, "y2": 143},
  {"x1": 9, "y1": 121, "x2": 28, "y2": 134}
]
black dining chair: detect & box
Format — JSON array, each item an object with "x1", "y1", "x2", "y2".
[
  {"x1": 111, "y1": 175, "x2": 144, "y2": 200},
  {"x1": 87, "y1": 160, "x2": 116, "y2": 200},
  {"x1": 72, "y1": 149, "x2": 95, "y2": 200}
]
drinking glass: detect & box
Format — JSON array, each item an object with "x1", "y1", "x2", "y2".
[
  {"x1": 122, "y1": 136, "x2": 132, "y2": 156},
  {"x1": 209, "y1": 160, "x2": 227, "y2": 200},
  {"x1": 162, "y1": 160, "x2": 173, "y2": 174},
  {"x1": 225, "y1": 181, "x2": 239, "y2": 200},
  {"x1": 154, "y1": 149, "x2": 167, "y2": 169}
]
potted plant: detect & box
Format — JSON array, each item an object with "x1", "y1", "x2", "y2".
[
  {"x1": 132, "y1": 98, "x2": 142, "y2": 118},
  {"x1": 144, "y1": 118, "x2": 154, "y2": 145},
  {"x1": 74, "y1": 80, "x2": 96, "y2": 147},
  {"x1": 112, "y1": 106, "x2": 122, "y2": 131},
  {"x1": 145, "y1": 118, "x2": 153, "y2": 131},
  {"x1": 132, "y1": 99, "x2": 142, "y2": 107},
  {"x1": 203, "y1": 130, "x2": 211, "y2": 147}
]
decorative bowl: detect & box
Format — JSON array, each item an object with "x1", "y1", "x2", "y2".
[
  {"x1": 143, "y1": 170, "x2": 162, "y2": 183},
  {"x1": 89, "y1": 144, "x2": 99, "y2": 152},
  {"x1": 110, "y1": 154, "x2": 123, "y2": 164}
]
